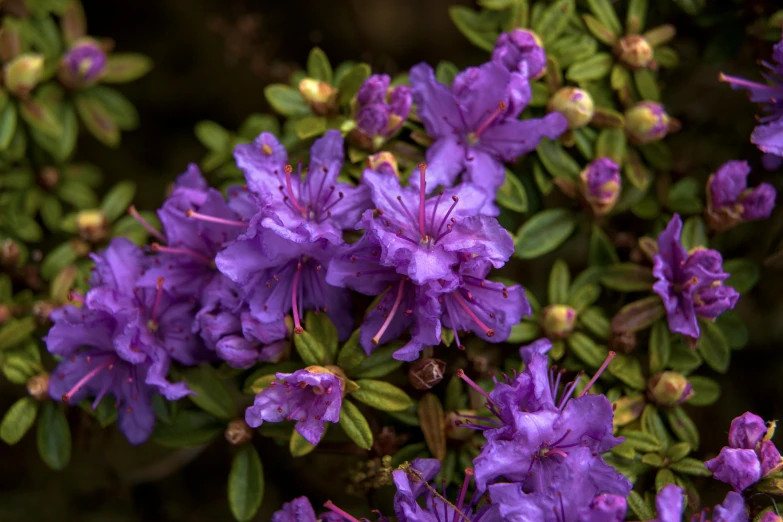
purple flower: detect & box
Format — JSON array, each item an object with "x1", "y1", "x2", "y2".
[
  {"x1": 61, "y1": 39, "x2": 107, "y2": 84},
  {"x1": 245, "y1": 367, "x2": 343, "y2": 445},
  {"x1": 653, "y1": 484, "x2": 684, "y2": 522},
  {"x1": 652, "y1": 214, "x2": 739, "y2": 338},
  {"x1": 492, "y1": 29, "x2": 546, "y2": 80},
  {"x1": 581, "y1": 158, "x2": 621, "y2": 215},
  {"x1": 705, "y1": 447, "x2": 761, "y2": 491},
  {"x1": 720, "y1": 35, "x2": 783, "y2": 157},
  {"x1": 706, "y1": 160, "x2": 776, "y2": 231},
  {"x1": 271, "y1": 497, "x2": 345, "y2": 522},
  {"x1": 710, "y1": 492, "x2": 750, "y2": 522},
  {"x1": 233, "y1": 130, "x2": 371, "y2": 244},
  {"x1": 355, "y1": 74, "x2": 411, "y2": 139},
  {"x1": 729, "y1": 412, "x2": 768, "y2": 449},
  {"x1": 410, "y1": 61, "x2": 567, "y2": 215},
  {"x1": 578, "y1": 494, "x2": 627, "y2": 522}
]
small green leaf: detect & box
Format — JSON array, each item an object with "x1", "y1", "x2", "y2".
[
  {"x1": 668, "y1": 178, "x2": 702, "y2": 215},
  {"x1": 666, "y1": 406, "x2": 700, "y2": 450},
  {"x1": 534, "y1": 0, "x2": 575, "y2": 44},
  {"x1": 101, "y1": 53, "x2": 153, "y2": 83},
  {"x1": 20, "y1": 99, "x2": 62, "y2": 137},
  {"x1": 87, "y1": 86, "x2": 139, "y2": 130},
  {"x1": 666, "y1": 441, "x2": 692, "y2": 462},
  {"x1": 548, "y1": 259, "x2": 570, "y2": 305},
  {"x1": 634, "y1": 69, "x2": 660, "y2": 101},
  {"x1": 537, "y1": 139, "x2": 581, "y2": 178},
  {"x1": 649, "y1": 320, "x2": 671, "y2": 374},
  {"x1": 687, "y1": 376, "x2": 720, "y2": 406},
  {"x1": 507, "y1": 321, "x2": 541, "y2": 343},
  {"x1": 339, "y1": 400, "x2": 373, "y2": 450},
  {"x1": 656, "y1": 468, "x2": 677, "y2": 491},
  {"x1": 600, "y1": 263, "x2": 655, "y2": 292},
  {"x1": 668, "y1": 341, "x2": 703, "y2": 373},
  {"x1": 37, "y1": 402, "x2": 71, "y2": 470},
  {"x1": 566, "y1": 332, "x2": 608, "y2": 368},
  {"x1": 627, "y1": 490, "x2": 655, "y2": 521},
  {"x1": 594, "y1": 128, "x2": 627, "y2": 165},
  {"x1": 515, "y1": 209, "x2": 577, "y2": 259},
  {"x1": 612, "y1": 296, "x2": 665, "y2": 333},
  {"x1": 448, "y1": 6, "x2": 498, "y2": 52},
  {"x1": 568, "y1": 284, "x2": 601, "y2": 313},
  {"x1": 337, "y1": 330, "x2": 365, "y2": 374},
  {"x1": 293, "y1": 330, "x2": 327, "y2": 366},
  {"x1": 586, "y1": 0, "x2": 622, "y2": 35},
  {"x1": 337, "y1": 64, "x2": 371, "y2": 105},
  {"x1": 74, "y1": 94, "x2": 120, "y2": 146},
  {"x1": 351, "y1": 343, "x2": 404, "y2": 379},
  {"x1": 724, "y1": 259, "x2": 760, "y2": 294},
  {"x1": 0, "y1": 316, "x2": 36, "y2": 351},
  {"x1": 227, "y1": 445, "x2": 264, "y2": 522},
  {"x1": 264, "y1": 84, "x2": 311, "y2": 117},
  {"x1": 627, "y1": 0, "x2": 648, "y2": 34},
  {"x1": 582, "y1": 14, "x2": 617, "y2": 46},
  {"x1": 496, "y1": 170, "x2": 528, "y2": 213},
  {"x1": 182, "y1": 365, "x2": 236, "y2": 420},
  {"x1": 306, "y1": 47, "x2": 332, "y2": 84},
  {"x1": 152, "y1": 409, "x2": 223, "y2": 448},
  {"x1": 101, "y1": 180, "x2": 136, "y2": 221},
  {"x1": 435, "y1": 61, "x2": 460, "y2": 87},
  {"x1": 289, "y1": 429, "x2": 317, "y2": 456},
  {"x1": 670, "y1": 457, "x2": 711, "y2": 476},
  {"x1": 0, "y1": 102, "x2": 18, "y2": 150},
  {"x1": 608, "y1": 353, "x2": 646, "y2": 389},
  {"x1": 696, "y1": 319, "x2": 729, "y2": 373},
  {"x1": 41, "y1": 241, "x2": 79, "y2": 280},
  {"x1": 622, "y1": 430, "x2": 663, "y2": 452},
  {"x1": 579, "y1": 306, "x2": 612, "y2": 339},
  {"x1": 294, "y1": 115, "x2": 328, "y2": 139},
  {"x1": 0, "y1": 397, "x2": 39, "y2": 444},
  {"x1": 195, "y1": 120, "x2": 231, "y2": 151},
  {"x1": 566, "y1": 53, "x2": 613, "y2": 82},
  {"x1": 305, "y1": 311, "x2": 338, "y2": 364},
  {"x1": 589, "y1": 225, "x2": 620, "y2": 267},
  {"x1": 642, "y1": 404, "x2": 671, "y2": 449},
  {"x1": 716, "y1": 311, "x2": 748, "y2": 350},
  {"x1": 351, "y1": 379, "x2": 413, "y2": 412}
]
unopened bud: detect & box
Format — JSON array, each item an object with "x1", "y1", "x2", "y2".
[
  {"x1": 224, "y1": 418, "x2": 253, "y2": 446},
  {"x1": 27, "y1": 373, "x2": 50, "y2": 401},
  {"x1": 625, "y1": 102, "x2": 670, "y2": 144},
  {"x1": 37, "y1": 166, "x2": 60, "y2": 191},
  {"x1": 445, "y1": 410, "x2": 476, "y2": 440},
  {"x1": 76, "y1": 209, "x2": 109, "y2": 243},
  {"x1": 580, "y1": 158, "x2": 621, "y2": 215},
  {"x1": 298, "y1": 78, "x2": 337, "y2": 116},
  {"x1": 4, "y1": 53, "x2": 44, "y2": 97},
  {"x1": 540, "y1": 304, "x2": 577, "y2": 340},
  {"x1": 409, "y1": 358, "x2": 446, "y2": 390},
  {"x1": 548, "y1": 87, "x2": 594, "y2": 130},
  {"x1": 1, "y1": 239, "x2": 20, "y2": 266},
  {"x1": 614, "y1": 35, "x2": 654, "y2": 69},
  {"x1": 366, "y1": 152, "x2": 399, "y2": 177},
  {"x1": 649, "y1": 371, "x2": 693, "y2": 407},
  {"x1": 60, "y1": 39, "x2": 107, "y2": 87}
]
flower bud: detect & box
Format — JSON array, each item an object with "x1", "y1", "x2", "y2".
[
  {"x1": 37, "y1": 166, "x2": 60, "y2": 191},
  {"x1": 540, "y1": 304, "x2": 577, "y2": 340},
  {"x1": 1, "y1": 238, "x2": 20, "y2": 266},
  {"x1": 624, "y1": 102, "x2": 671, "y2": 144},
  {"x1": 366, "y1": 152, "x2": 399, "y2": 177},
  {"x1": 706, "y1": 160, "x2": 776, "y2": 232},
  {"x1": 649, "y1": 371, "x2": 693, "y2": 407},
  {"x1": 580, "y1": 158, "x2": 621, "y2": 215},
  {"x1": 757, "y1": 511, "x2": 783, "y2": 522},
  {"x1": 76, "y1": 209, "x2": 110, "y2": 243},
  {"x1": 409, "y1": 358, "x2": 446, "y2": 390},
  {"x1": 614, "y1": 35, "x2": 654, "y2": 69},
  {"x1": 224, "y1": 418, "x2": 253, "y2": 446},
  {"x1": 492, "y1": 29, "x2": 546, "y2": 80},
  {"x1": 60, "y1": 40, "x2": 107, "y2": 87},
  {"x1": 298, "y1": 78, "x2": 337, "y2": 116},
  {"x1": 548, "y1": 87, "x2": 594, "y2": 130},
  {"x1": 27, "y1": 373, "x2": 50, "y2": 401},
  {"x1": 4, "y1": 53, "x2": 44, "y2": 97},
  {"x1": 445, "y1": 410, "x2": 476, "y2": 440},
  {"x1": 0, "y1": 303, "x2": 11, "y2": 324}
]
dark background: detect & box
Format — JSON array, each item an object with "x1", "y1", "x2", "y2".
[{"x1": 2, "y1": 0, "x2": 783, "y2": 520}]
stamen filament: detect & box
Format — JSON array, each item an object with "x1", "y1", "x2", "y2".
[
  {"x1": 579, "y1": 351, "x2": 616, "y2": 397},
  {"x1": 452, "y1": 292, "x2": 495, "y2": 337},
  {"x1": 150, "y1": 243, "x2": 213, "y2": 265},
  {"x1": 292, "y1": 263, "x2": 304, "y2": 334},
  {"x1": 186, "y1": 209, "x2": 248, "y2": 228},
  {"x1": 62, "y1": 356, "x2": 116, "y2": 402},
  {"x1": 68, "y1": 291, "x2": 85, "y2": 303},
  {"x1": 284, "y1": 164, "x2": 307, "y2": 217},
  {"x1": 474, "y1": 101, "x2": 507, "y2": 138},
  {"x1": 323, "y1": 501, "x2": 361, "y2": 522},
  {"x1": 453, "y1": 468, "x2": 473, "y2": 522},
  {"x1": 151, "y1": 277, "x2": 164, "y2": 322},
  {"x1": 128, "y1": 205, "x2": 166, "y2": 242},
  {"x1": 456, "y1": 369, "x2": 493, "y2": 404},
  {"x1": 372, "y1": 279, "x2": 406, "y2": 345},
  {"x1": 418, "y1": 163, "x2": 427, "y2": 240}
]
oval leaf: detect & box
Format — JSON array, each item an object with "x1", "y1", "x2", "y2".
[
  {"x1": 0, "y1": 396, "x2": 39, "y2": 444},
  {"x1": 515, "y1": 209, "x2": 577, "y2": 259},
  {"x1": 183, "y1": 365, "x2": 236, "y2": 420},
  {"x1": 37, "y1": 402, "x2": 71, "y2": 470},
  {"x1": 339, "y1": 400, "x2": 373, "y2": 450},
  {"x1": 418, "y1": 393, "x2": 446, "y2": 461},
  {"x1": 352, "y1": 379, "x2": 413, "y2": 412},
  {"x1": 228, "y1": 445, "x2": 264, "y2": 522},
  {"x1": 611, "y1": 296, "x2": 665, "y2": 333},
  {"x1": 293, "y1": 330, "x2": 327, "y2": 366}
]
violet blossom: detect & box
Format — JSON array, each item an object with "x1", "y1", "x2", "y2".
[
  {"x1": 354, "y1": 74, "x2": 411, "y2": 142},
  {"x1": 271, "y1": 496, "x2": 344, "y2": 522},
  {"x1": 581, "y1": 157, "x2": 621, "y2": 216},
  {"x1": 61, "y1": 39, "x2": 107, "y2": 85},
  {"x1": 652, "y1": 214, "x2": 739, "y2": 339},
  {"x1": 706, "y1": 160, "x2": 776, "y2": 231},
  {"x1": 409, "y1": 60, "x2": 567, "y2": 215},
  {"x1": 492, "y1": 29, "x2": 547, "y2": 80}
]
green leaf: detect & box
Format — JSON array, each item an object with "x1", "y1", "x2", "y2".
[
  {"x1": 642, "y1": 404, "x2": 671, "y2": 448},
  {"x1": 533, "y1": 0, "x2": 575, "y2": 44},
  {"x1": 589, "y1": 225, "x2": 620, "y2": 267},
  {"x1": 582, "y1": 14, "x2": 618, "y2": 46},
  {"x1": 305, "y1": 311, "x2": 338, "y2": 364},
  {"x1": 566, "y1": 332, "x2": 608, "y2": 368},
  {"x1": 339, "y1": 400, "x2": 373, "y2": 449},
  {"x1": 40, "y1": 241, "x2": 79, "y2": 280},
  {"x1": 514, "y1": 209, "x2": 577, "y2": 259},
  {"x1": 444, "y1": 375, "x2": 465, "y2": 411},
  {"x1": 568, "y1": 284, "x2": 601, "y2": 313},
  {"x1": 668, "y1": 341, "x2": 703, "y2": 373},
  {"x1": 448, "y1": 6, "x2": 498, "y2": 52},
  {"x1": 627, "y1": 490, "x2": 655, "y2": 521},
  {"x1": 74, "y1": 93, "x2": 120, "y2": 146},
  {"x1": 0, "y1": 102, "x2": 18, "y2": 150},
  {"x1": 435, "y1": 61, "x2": 460, "y2": 87},
  {"x1": 306, "y1": 47, "x2": 332, "y2": 84},
  {"x1": 496, "y1": 170, "x2": 528, "y2": 213},
  {"x1": 57, "y1": 180, "x2": 99, "y2": 209},
  {"x1": 20, "y1": 99, "x2": 62, "y2": 137},
  {"x1": 634, "y1": 69, "x2": 660, "y2": 101},
  {"x1": 290, "y1": 430, "x2": 318, "y2": 456},
  {"x1": 612, "y1": 296, "x2": 665, "y2": 333},
  {"x1": 586, "y1": 0, "x2": 622, "y2": 36},
  {"x1": 87, "y1": 86, "x2": 139, "y2": 130},
  {"x1": 716, "y1": 311, "x2": 748, "y2": 350},
  {"x1": 670, "y1": 457, "x2": 711, "y2": 476},
  {"x1": 627, "y1": 0, "x2": 648, "y2": 34},
  {"x1": 608, "y1": 353, "x2": 646, "y2": 389},
  {"x1": 0, "y1": 316, "x2": 36, "y2": 351},
  {"x1": 656, "y1": 468, "x2": 677, "y2": 491},
  {"x1": 537, "y1": 138, "x2": 581, "y2": 178},
  {"x1": 391, "y1": 442, "x2": 429, "y2": 467},
  {"x1": 352, "y1": 379, "x2": 413, "y2": 412},
  {"x1": 666, "y1": 406, "x2": 700, "y2": 450},
  {"x1": 40, "y1": 194, "x2": 62, "y2": 232},
  {"x1": 182, "y1": 365, "x2": 236, "y2": 420},
  {"x1": 566, "y1": 53, "x2": 613, "y2": 82},
  {"x1": 195, "y1": 120, "x2": 231, "y2": 151},
  {"x1": 680, "y1": 216, "x2": 707, "y2": 251},
  {"x1": 101, "y1": 53, "x2": 153, "y2": 83},
  {"x1": 227, "y1": 445, "x2": 264, "y2": 522},
  {"x1": 696, "y1": 319, "x2": 729, "y2": 373},
  {"x1": 507, "y1": 321, "x2": 541, "y2": 343},
  {"x1": 594, "y1": 127, "x2": 626, "y2": 165},
  {"x1": 351, "y1": 343, "x2": 404, "y2": 379},
  {"x1": 666, "y1": 441, "x2": 691, "y2": 462},
  {"x1": 337, "y1": 63, "x2": 371, "y2": 105},
  {"x1": 649, "y1": 320, "x2": 671, "y2": 373},
  {"x1": 337, "y1": 330, "x2": 365, "y2": 374},
  {"x1": 667, "y1": 178, "x2": 702, "y2": 215},
  {"x1": 418, "y1": 393, "x2": 446, "y2": 461},
  {"x1": 293, "y1": 330, "x2": 327, "y2": 366},
  {"x1": 579, "y1": 306, "x2": 612, "y2": 339},
  {"x1": 264, "y1": 84, "x2": 311, "y2": 117},
  {"x1": 37, "y1": 402, "x2": 71, "y2": 470},
  {"x1": 548, "y1": 259, "x2": 570, "y2": 305},
  {"x1": 151, "y1": 409, "x2": 223, "y2": 448},
  {"x1": 238, "y1": 114, "x2": 280, "y2": 139},
  {"x1": 622, "y1": 430, "x2": 663, "y2": 452},
  {"x1": 687, "y1": 376, "x2": 720, "y2": 406},
  {"x1": 0, "y1": 397, "x2": 39, "y2": 444},
  {"x1": 600, "y1": 263, "x2": 655, "y2": 292},
  {"x1": 101, "y1": 180, "x2": 136, "y2": 221},
  {"x1": 724, "y1": 259, "x2": 760, "y2": 294}
]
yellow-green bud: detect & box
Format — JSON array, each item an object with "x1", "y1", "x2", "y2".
[
  {"x1": 649, "y1": 371, "x2": 693, "y2": 407},
  {"x1": 298, "y1": 78, "x2": 337, "y2": 116},
  {"x1": 614, "y1": 35, "x2": 654, "y2": 69},
  {"x1": 76, "y1": 209, "x2": 110, "y2": 243},
  {"x1": 27, "y1": 373, "x2": 50, "y2": 401},
  {"x1": 540, "y1": 304, "x2": 577, "y2": 340},
  {"x1": 624, "y1": 102, "x2": 670, "y2": 144},
  {"x1": 366, "y1": 151, "x2": 399, "y2": 177},
  {"x1": 4, "y1": 53, "x2": 44, "y2": 97},
  {"x1": 547, "y1": 87, "x2": 594, "y2": 130}
]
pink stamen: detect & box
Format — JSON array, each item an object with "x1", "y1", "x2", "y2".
[
  {"x1": 128, "y1": 205, "x2": 166, "y2": 242},
  {"x1": 456, "y1": 369, "x2": 493, "y2": 404},
  {"x1": 284, "y1": 164, "x2": 308, "y2": 217},
  {"x1": 418, "y1": 163, "x2": 428, "y2": 240},
  {"x1": 452, "y1": 292, "x2": 495, "y2": 337},
  {"x1": 186, "y1": 209, "x2": 248, "y2": 228},
  {"x1": 474, "y1": 101, "x2": 507, "y2": 138},
  {"x1": 579, "y1": 351, "x2": 616, "y2": 397},
  {"x1": 68, "y1": 291, "x2": 85, "y2": 303},
  {"x1": 453, "y1": 468, "x2": 473, "y2": 522},
  {"x1": 372, "y1": 278, "x2": 406, "y2": 345},
  {"x1": 150, "y1": 243, "x2": 213, "y2": 265},
  {"x1": 151, "y1": 277, "x2": 164, "y2": 322},
  {"x1": 546, "y1": 448, "x2": 568, "y2": 458},
  {"x1": 61, "y1": 356, "x2": 116, "y2": 402},
  {"x1": 323, "y1": 501, "x2": 361, "y2": 522},
  {"x1": 291, "y1": 263, "x2": 304, "y2": 334}
]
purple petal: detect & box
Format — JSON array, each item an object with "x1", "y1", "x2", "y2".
[{"x1": 705, "y1": 447, "x2": 762, "y2": 491}]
